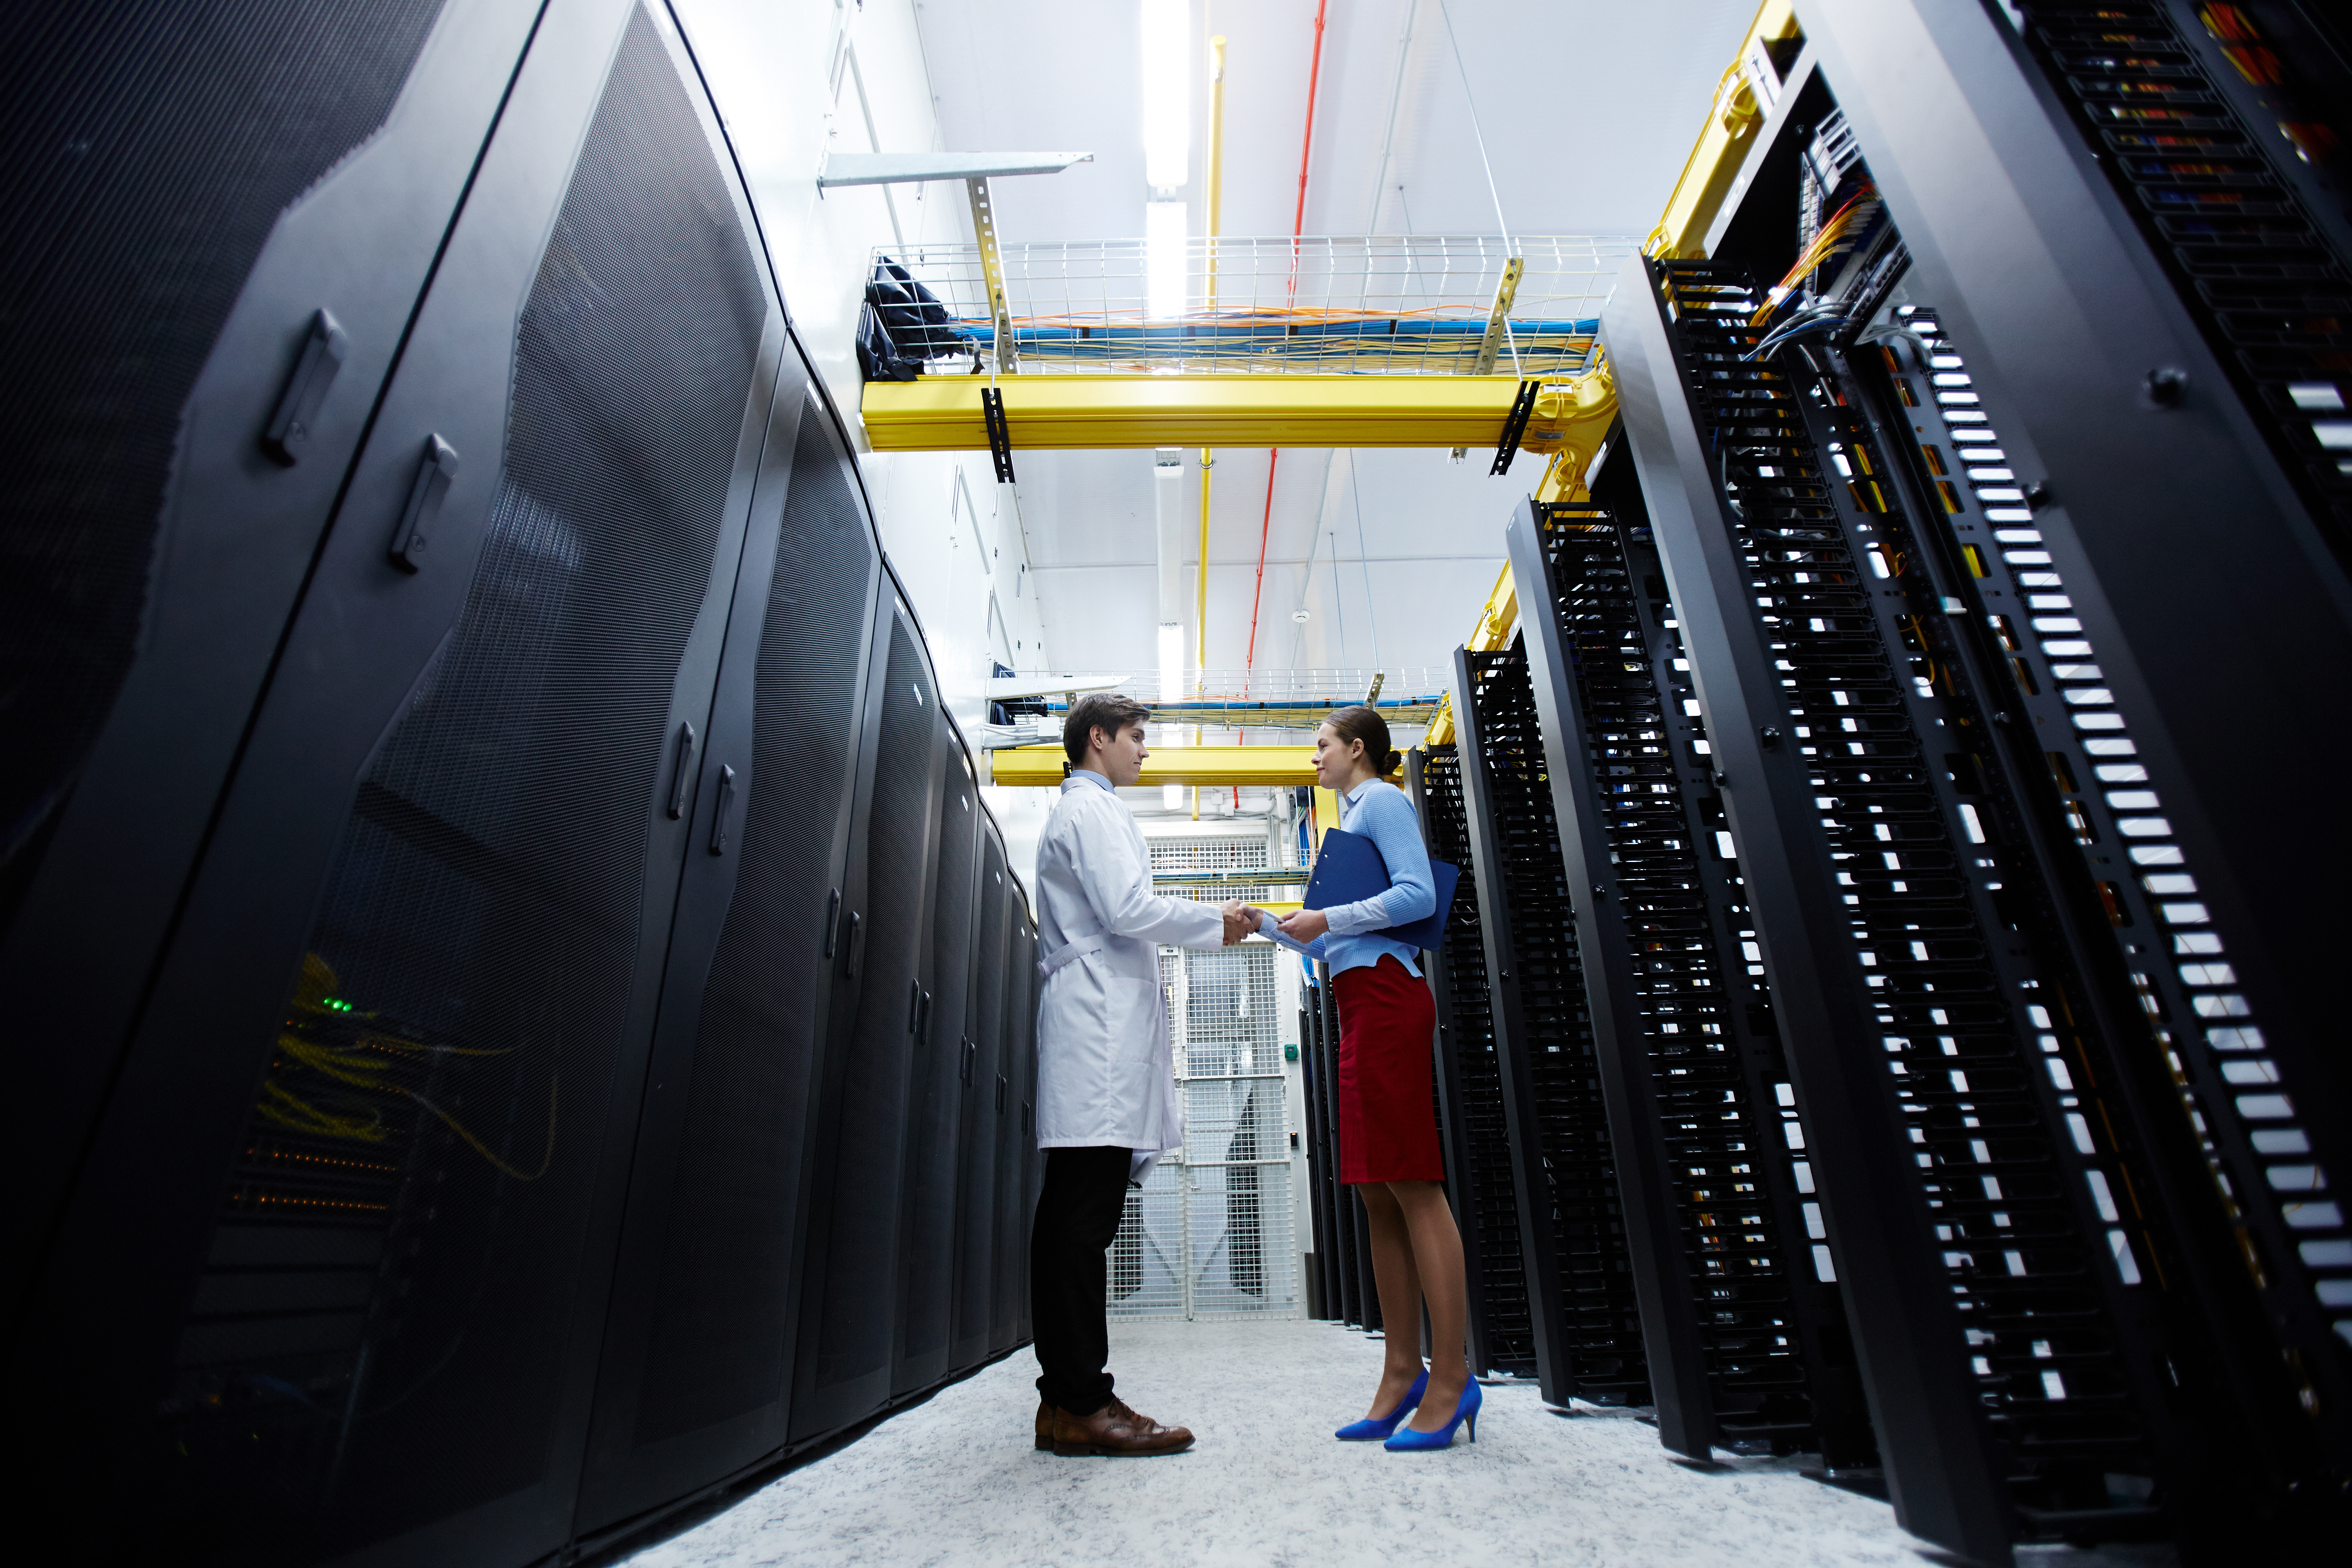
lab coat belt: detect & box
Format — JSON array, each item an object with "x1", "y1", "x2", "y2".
[{"x1": 1036, "y1": 930, "x2": 1106, "y2": 979}]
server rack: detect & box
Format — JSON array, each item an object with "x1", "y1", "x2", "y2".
[
  {"x1": 0, "y1": 0, "x2": 545, "y2": 1314},
  {"x1": 1297, "y1": 997, "x2": 1333, "y2": 1319},
  {"x1": 1505, "y1": 498, "x2": 1874, "y2": 1465},
  {"x1": 1013, "y1": 918, "x2": 1042, "y2": 1348},
  {"x1": 1, "y1": 3, "x2": 1034, "y2": 1560},
  {"x1": 578, "y1": 345, "x2": 867, "y2": 1529},
  {"x1": 1450, "y1": 648, "x2": 1648, "y2": 1410},
  {"x1": 951, "y1": 829, "x2": 1012, "y2": 1372},
  {"x1": 1325, "y1": 968, "x2": 1385, "y2": 1334},
  {"x1": 991, "y1": 892, "x2": 1036, "y2": 1356},
  {"x1": 786, "y1": 595, "x2": 950, "y2": 1446},
  {"x1": 894, "y1": 728, "x2": 982, "y2": 1397},
  {"x1": 1579, "y1": 0, "x2": 2352, "y2": 1552},
  {"x1": 1304, "y1": 973, "x2": 1359, "y2": 1326},
  {"x1": 1411, "y1": 745, "x2": 1537, "y2": 1376}
]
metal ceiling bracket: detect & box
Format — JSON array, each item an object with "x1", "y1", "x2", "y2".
[
  {"x1": 980, "y1": 385, "x2": 1014, "y2": 483},
  {"x1": 1450, "y1": 256, "x2": 1526, "y2": 458},
  {"x1": 1489, "y1": 379, "x2": 1541, "y2": 475},
  {"x1": 966, "y1": 178, "x2": 1016, "y2": 376}
]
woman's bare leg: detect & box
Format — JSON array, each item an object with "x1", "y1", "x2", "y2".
[
  {"x1": 1388, "y1": 1180, "x2": 1472, "y2": 1431},
  {"x1": 1355, "y1": 1182, "x2": 1430, "y2": 1418}
]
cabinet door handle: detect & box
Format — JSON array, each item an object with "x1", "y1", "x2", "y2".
[
  {"x1": 666, "y1": 722, "x2": 697, "y2": 819},
  {"x1": 996, "y1": 1072, "x2": 1007, "y2": 1114},
  {"x1": 824, "y1": 889, "x2": 840, "y2": 956},
  {"x1": 908, "y1": 980, "x2": 923, "y2": 1034},
  {"x1": 262, "y1": 308, "x2": 348, "y2": 464},
  {"x1": 388, "y1": 434, "x2": 459, "y2": 572},
  {"x1": 843, "y1": 910, "x2": 862, "y2": 977},
  {"x1": 707, "y1": 764, "x2": 736, "y2": 855},
  {"x1": 960, "y1": 1038, "x2": 975, "y2": 1086}
]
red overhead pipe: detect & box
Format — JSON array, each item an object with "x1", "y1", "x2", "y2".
[{"x1": 1241, "y1": 0, "x2": 1327, "y2": 684}]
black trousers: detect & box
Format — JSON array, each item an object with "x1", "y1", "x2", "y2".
[{"x1": 1030, "y1": 1144, "x2": 1135, "y2": 1417}]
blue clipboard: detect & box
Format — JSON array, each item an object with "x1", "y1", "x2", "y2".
[{"x1": 1301, "y1": 827, "x2": 1461, "y2": 951}]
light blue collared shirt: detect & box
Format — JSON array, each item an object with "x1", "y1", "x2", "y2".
[{"x1": 1258, "y1": 778, "x2": 1435, "y2": 978}]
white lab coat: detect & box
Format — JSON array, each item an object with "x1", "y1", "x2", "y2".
[{"x1": 1032, "y1": 769, "x2": 1225, "y2": 1180}]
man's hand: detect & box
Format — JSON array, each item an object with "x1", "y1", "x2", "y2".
[
  {"x1": 1221, "y1": 900, "x2": 1256, "y2": 946},
  {"x1": 1277, "y1": 907, "x2": 1330, "y2": 943}
]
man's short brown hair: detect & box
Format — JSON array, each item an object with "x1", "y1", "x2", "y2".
[{"x1": 1064, "y1": 692, "x2": 1153, "y2": 764}]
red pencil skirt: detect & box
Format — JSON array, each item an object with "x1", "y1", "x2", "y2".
[{"x1": 1333, "y1": 954, "x2": 1446, "y2": 1185}]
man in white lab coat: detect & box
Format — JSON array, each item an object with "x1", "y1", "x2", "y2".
[{"x1": 1029, "y1": 692, "x2": 1251, "y2": 1457}]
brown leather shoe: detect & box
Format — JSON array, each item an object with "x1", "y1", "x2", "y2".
[
  {"x1": 1050, "y1": 1396, "x2": 1195, "y2": 1457},
  {"x1": 1035, "y1": 1399, "x2": 1056, "y2": 1451}
]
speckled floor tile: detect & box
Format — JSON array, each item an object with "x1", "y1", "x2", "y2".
[{"x1": 616, "y1": 1317, "x2": 2176, "y2": 1568}]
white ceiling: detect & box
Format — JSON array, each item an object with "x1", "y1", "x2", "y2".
[{"x1": 909, "y1": 0, "x2": 1757, "y2": 690}]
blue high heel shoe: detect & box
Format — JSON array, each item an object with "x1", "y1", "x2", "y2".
[
  {"x1": 1335, "y1": 1368, "x2": 1428, "y2": 1441},
  {"x1": 1384, "y1": 1378, "x2": 1481, "y2": 1450}
]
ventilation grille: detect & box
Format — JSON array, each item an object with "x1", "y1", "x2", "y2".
[
  {"x1": 811, "y1": 617, "x2": 934, "y2": 1400},
  {"x1": 0, "y1": 0, "x2": 443, "y2": 929},
  {"x1": 1659, "y1": 260, "x2": 2152, "y2": 1473},
  {"x1": 2025, "y1": 2, "x2": 2352, "y2": 544},
  {"x1": 163, "y1": 4, "x2": 770, "y2": 1552},
  {"x1": 899, "y1": 726, "x2": 978, "y2": 1367},
  {"x1": 1535, "y1": 501, "x2": 1841, "y2": 1452},
  {"x1": 1418, "y1": 745, "x2": 1537, "y2": 1373}
]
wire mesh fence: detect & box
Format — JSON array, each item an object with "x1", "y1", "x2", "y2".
[
  {"x1": 874, "y1": 235, "x2": 1637, "y2": 376},
  {"x1": 1108, "y1": 843, "x2": 1299, "y2": 1319}
]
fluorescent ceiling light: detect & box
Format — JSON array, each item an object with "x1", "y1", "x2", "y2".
[
  {"x1": 1140, "y1": 0, "x2": 1189, "y2": 189},
  {"x1": 1158, "y1": 622, "x2": 1185, "y2": 704},
  {"x1": 1158, "y1": 621, "x2": 1184, "y2": 808},
  {"x1": 1146, "y1": 199, "x2": 1186, "y2": 321}
]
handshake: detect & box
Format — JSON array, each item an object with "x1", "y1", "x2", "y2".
[{"x1": 1216, "y1": 901, "x2": 1327, "y2": 947}]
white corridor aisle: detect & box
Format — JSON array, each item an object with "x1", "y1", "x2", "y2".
[{"x1": 615, "y1": 1319, "x2": 2177, "y2": 1568}]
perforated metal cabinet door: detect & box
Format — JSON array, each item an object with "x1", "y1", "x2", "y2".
[
  {"x1": 0, "y1": 0, "x2": 543, "y2": 1336},
  {"x1": 992, "y1": 904, "x2": 1036, "y2": 1352},
  {"x1": 4, "y1": 4, "x2": 787, "y2": 1562},
  {"x1": 576, "y1": 375, "x2": 880, "y2": 1524},
  {"x1": 951, "y1": 826, "x2": 1012, "y2": 1372},
  {"x1": 894, "y1": 720, "x2": 982, "y2": 1397},
  {"x1": 1013, "y1": 912, "x2": 1042, "y2": 1344},
  {"x1": 782, "y1": 598, "x2": 949, "y2": 1446}
]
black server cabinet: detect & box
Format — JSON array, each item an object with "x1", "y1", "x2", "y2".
[
  {"x1": 577, "y1": 365, "x2": 874, "y2": 1535},
  {"x1": 1505, "y1": 497, "x2": 1873, "y2": 1466},
  {"x1": 0, "y1": 0, "x2": 546, "y2": 1338},
  {"x1": 995, "y1": 895, "x2": 1037, "y2": 1352},
  {"x1": 1296, "y1": 998, "x2": 1332, "y2": 1318},
  {"x1": 786, "y1": 594, "x2": 950, "y2": 1446},
  {"x1": 951, "y1": 825, "x2": 1012, "y2": 1371},
  {"x1": 6, "y1": 4, "x2": 791, "y2": 1562},
  {"x1": 1796, "y1": 0, "x2": 2352, "y2": 1505},
  {"x1": 1014, "y1": 911, "x2": 1043, "y2": 1346},
  {"x1": 1412, "y1": 746, "x2": 1535, "y2": 1377},
  {"x1": 895, "y1": 724, "x2": 982, "y2": 1396},
  {"x1": 1450, "y1": 647, "x2": 1647, "y2": 1410},
  {"x1": 1606, "y1": 248, "x2": 2324, "y2": 1556}
]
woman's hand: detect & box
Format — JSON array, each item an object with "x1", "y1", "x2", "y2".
[{"x1": 1277, "y1": 907, "x2": 1330, "y2": 943}]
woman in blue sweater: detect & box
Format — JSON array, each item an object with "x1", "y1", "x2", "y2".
[{"x1": 1251, "y1": 706, "x2": 1477, "y2": 1451}]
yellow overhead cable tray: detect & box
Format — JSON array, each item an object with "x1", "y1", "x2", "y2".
[
  {"x1": 1425, "y1": 563, "x2": 1521, "y2": 748},
  {"x1": 1644, "y1": 0, "x2": 1802, "y2": 261},
  {"x1": 863, "y1": 370, "x2": 1617, "y2": 453},
  {"x1": 989, "y1": 745, "x2": 1319, "y2": 788}
]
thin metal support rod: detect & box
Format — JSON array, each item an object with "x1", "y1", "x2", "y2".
[{"x1": 1506, "y1": 501, "x2": 1717, "y2": 1461}]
